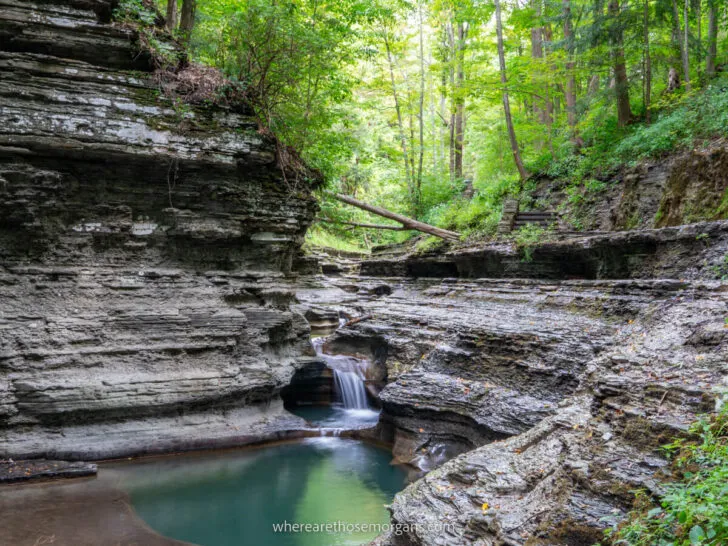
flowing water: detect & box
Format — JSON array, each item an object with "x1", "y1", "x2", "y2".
[
  {"x1": 311, "y1": 337, "x2": 370, "y2": 411},
  {"x1": 296, "y1": 337, "x2": 380, "y2": 429}
]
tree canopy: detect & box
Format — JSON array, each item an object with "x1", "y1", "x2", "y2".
[{"x1": 157, "y1": 0, "x2": 728, "y2": 249}]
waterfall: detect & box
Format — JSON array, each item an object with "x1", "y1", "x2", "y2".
[
  {"x1": 312, "y1": 337, "x2": 370, "y2": 410},
  {"x1": 333, "y1": 369, "x2": 369, "y2": 410}
]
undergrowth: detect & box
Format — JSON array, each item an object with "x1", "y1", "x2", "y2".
[
  {"x1": 114, "y1": 0, "x2": 182, "y2": 69},
  {"x1": 304, "y1": 226, "x2": 368, "y2": 254},
  {"x1": 606, "y1": 405, "x2": 728, "y2": 546},
  {"x1": 512, "y1": 224, "x2": 547, "y2": 262}
]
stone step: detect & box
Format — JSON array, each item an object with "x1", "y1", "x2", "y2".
[
  {"x1": 513, "y1": 220, "x2": 555, "y2": 227},
  {"x1": 516, "y1": 212, "x2": 557, "y2": 218}
]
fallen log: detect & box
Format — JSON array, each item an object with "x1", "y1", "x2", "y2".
[
  {"x1": 317, "y1": 218, "x2": 407, "y2": 231},
  {"x1": 342, "y1": 314, "x2": 372, "y2": 328},
  {"x1": 324, "y1": 191, "x2": 461, "y2": 241}
]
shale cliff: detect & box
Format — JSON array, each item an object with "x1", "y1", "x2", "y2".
[
  {"x1": 298, "y1": 232, "x2": 728, "y2": 544},
  {"x1": 0, "y1": 0, "x2": 318, "y2": 459}
]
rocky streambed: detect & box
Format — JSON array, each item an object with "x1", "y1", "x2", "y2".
[{"x1": 297, "y1": 238, "x2": 727, "y2": 545}]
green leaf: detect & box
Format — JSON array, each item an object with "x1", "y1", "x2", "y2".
[
  {"x1": 689, "y1": 525, "x2": 706, "y2": 544},
  {"x1": 647, "y1": 507, "x2": 663, "y2": 518}
]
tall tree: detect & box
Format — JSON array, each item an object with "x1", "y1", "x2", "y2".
[
  {"x1": 643, "y1": 0, "x2": 652, "y2": 123},
  {"x1": 705, "y1": 0, "x2": 718, "y2": 77},
  {"x1": 415, "y1": 1, "x2": 427, "y2": 210},
  {"x1": 670, "y1": 0, "x2": 686, "y2": 90},
  {"x1": 682, "y1": 0, "x2": 691, "y2": 90},
  {"x1": 383, "y1": 31, "x2": 416, "y2": 214},
  {"x1": 563, "y1": 0, "x2": 578, "y2": 133},
  {"x1": 608, "y1": 0, "x2": 632, "y2": 126},
  {"x1": 453, "y1": 21, "x2": 467, "y2": 180},
  {"x1": 179, "y1": 0, "x2": 196, "y2": 44},
  {"x1": 531, "y1": 0, "x2": 544, "y2": 123},
  {"x1": 494, "y1": 0, "x2": 528, "y2": 180},
  {"x1": 166, "y1": 0, "x2": 177, "y2": 32}
]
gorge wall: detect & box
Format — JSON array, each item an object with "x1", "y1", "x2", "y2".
[
  {"x1": 299, "y1": 240, "x2": 727, "y2": 544},
  {"x1": 0, "y1": 0, "x2": 319, "y2": 459}
]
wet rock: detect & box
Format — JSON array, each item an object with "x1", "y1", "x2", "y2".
[
  {"x1": 0, "y1": 459, "x2": 97, "y2": 484},
  {"x1": 367, "y1": 277, "x2": 727, "y2": 545},
  {"x1": 304, "y1": 307, "x2": 341, "y2": 332}
]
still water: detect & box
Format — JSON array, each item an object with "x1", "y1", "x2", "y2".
[{"x1": 122, "y1": 438, "x2": 407, "y2": 546}]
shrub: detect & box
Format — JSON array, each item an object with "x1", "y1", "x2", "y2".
[
  {"x1": 513, "y1": 224, "x2": 546, "y2": 262},
  {"x1": 606, "y1": 405, "x2": 728, "y2": 546}
]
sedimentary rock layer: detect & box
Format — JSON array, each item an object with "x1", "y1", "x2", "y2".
[
  {"x1": 298, "y1": 273, "x2": 727, "y2": 544},
  {"x1": 373, "y1": 277, "x2": 727, "y2": 544},
  {"x1": 0, "y1": 0, "x2": 317, "y2": 458},
  {"x1": 361, "y1": 220, "x2": 728, "y2": 279}
]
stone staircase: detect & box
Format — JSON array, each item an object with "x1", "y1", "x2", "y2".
[
  {"x1": 512, "y1": 211, "x2": 558, "y2": 229},
  {"x1": 498, "y1": 199, "x2": 559, "y2": 234}
]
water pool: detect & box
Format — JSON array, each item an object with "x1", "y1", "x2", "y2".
[{"x1": 122, "y1": 438, "x2": 406, "y2": 546}]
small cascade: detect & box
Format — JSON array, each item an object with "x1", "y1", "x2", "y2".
[
  {"x1": 312, "y1": 337, "x2": 371, "y2": 410},
  {"x1": 333, "y1": 369, "x2": 369, "y2": 410}
]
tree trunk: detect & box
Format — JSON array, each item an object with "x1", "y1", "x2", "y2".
[
  {"x1": 453, "y1": 22, "x2": 466, "y2": 181},
  {"x1": 682, "y1": 0, "x2": 691, "y2": 91},
  {"x1": 643, "y1": 0, "x2": 652, "y2": 123},
  {"x1": 670, "y1": 0, "x2": 686, "y2": 90},
  {"x1": 383, "y1": 32, "x2": 414, "y2": 213},
  {"x1": 543, "y1": 25, "x2": 555, "y2": 126},
  {"x1": 446, "y1": 22, "x2": 456, "y2": 181},
  {"x1": 495, "y1": 0, "x2": 529, "y2": 181},
  {"x1": 531, "y1": 0, "x2": 551, "y2": 148},
  {"x1": 531, "y1": 0, "x2": 544, "y2": 122},
  {"x1": 179, "y1": 0, "x2": 196, "y2": 44},
  {"x1": 588, "y1": 74, "x2": 600, "y2": 95},
  {"x1": 165, "y1": 0, "x2": 177, "y2": 32},
  {"x1": 462, "y1": 179, "x2": 474, "y2": 199},
  {"x1": 324, "y1": 192, "x2": 461, "y2": 240},
  {"x1": 563, "y1": 0, "x2": 577, "y2": 133},
  {"x1": 667, "y1": 66, "x2": 681, "y2": 91},
  {"x1": 706, "y1": 0, "x2": 718, "y2": 77},
  {"x1": 609, "y1": 0, "x2": 632, "y2": 127},
  {"x1": 696, "y1": 0, "x2": 702, "y2": 77},
  {"x1": 416, "y1": 1, "x2": 426, "y2": 212}
]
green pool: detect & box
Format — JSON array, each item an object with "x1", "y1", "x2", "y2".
[{"x1": 120, "y1": 438, "x2": 408, "y2": 546}]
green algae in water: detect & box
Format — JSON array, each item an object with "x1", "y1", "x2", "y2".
[{"x1": 121, "y1": 438, "x2": 407, "y2": 546}]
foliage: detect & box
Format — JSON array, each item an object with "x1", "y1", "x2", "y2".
[
  {"x1": 513, "y1": 223, "x2": 547, "y2": 261},
  {"x1": 116, "y1": 0, "x2": 158, "y2": 25},
  {"x1": 115, "y1": 0, "x2": 182, "y2": 68},
  {"x1": 304, "y1": 225, "x2": 369, "y2": 254},
  {"x1": 607, "y1": 406, "x2": 728, "y2": 546},
  {"x1": 613, "y1": 81, "x2": 728, "y2": 161},
  {"x1": 414, "y1": 236, "x2": 447, "y2": 255},
  {"x1": 149, "y1": 0, "x2": 728, "y2": 250}
]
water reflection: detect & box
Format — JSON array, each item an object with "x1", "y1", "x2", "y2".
[{"x1": 121, "y1": 439, "x2": 406, "y2": 546}]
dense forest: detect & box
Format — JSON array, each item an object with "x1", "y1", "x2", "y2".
[{"x1": 124, "y1": 0, "x2": 727, "y2": 250}]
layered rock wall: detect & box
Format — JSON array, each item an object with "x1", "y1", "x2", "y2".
[
  {"x1": 0, "y1": 0, "x2": 318, "y2": 459},
  {"x1": 298, "y1": 270, "x2": 727, "y2": 544},
  {"x1": 361, "y1": 220, "x2": 728, "y2": 280}
]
